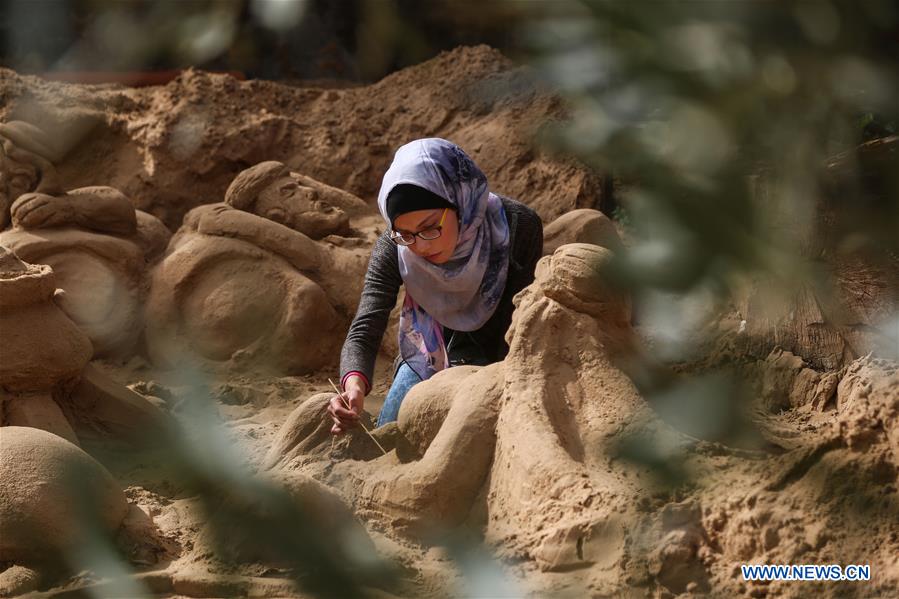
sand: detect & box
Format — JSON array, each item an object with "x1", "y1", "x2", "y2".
[
  {"x1": 0, "y1": 46, "x2": 897, "y2": 598},
  {"x1": 0, "y1": 45, "x2": 605, "y2": 231}
]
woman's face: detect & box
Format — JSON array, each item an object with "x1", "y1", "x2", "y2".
[{"x1": 392, "y1": 208, "x2": 459, "y2": 264}]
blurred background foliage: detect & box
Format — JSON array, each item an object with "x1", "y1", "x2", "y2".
[
  {"x1": 0, "y1": 0, "x2": 520, "y2": 81},
  {"x1": 514, "y1": 0, "x2": 898, "y2": 470},
  {"x1": 524, "y1": 0, "x2": 898, "y2": 326},
  {"x1": 2, "y1": 0, "x2": 897, "y2": 595}
]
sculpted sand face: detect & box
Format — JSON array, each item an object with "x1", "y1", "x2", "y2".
[
  {"x1": 225, "y1": 161, "x2": 352, "y2": 240},
  {"x1": 144, "y1": 161, "x2": 371, "y2": 374}
]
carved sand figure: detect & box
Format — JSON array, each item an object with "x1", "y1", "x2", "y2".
[
  {"x1": 0, "y1": 246, "x2": 167, "y2": 446},
  {"x1": 222, "y1": 161, "x2": 362, "y2": 240},
  {"x1": 265, "y1": 243, "x2": 654, "y2": 584},
  {"x1": 144, "y1": 161, "x2": 370, "y2": 374},
  {"x1": 0, "y1": 245, "x2": 371, "y2": 594},
  {"x1": 0, "y1": 246, "x2": 92, "y2": 445},
  {"x1": 0, "y1": 120, "x2": 63, "y2": 230},
  {"x1": 263, "y1": 241, "x2": 899, "y2": 596},
  {"x1": 542, "y1": 208, "x2": 624, "y2": 256},
  {"x1": 0, "y1": 121, "x2": 172, "y2": 357},
  {"x1": 0, "y1": 426, "x2": 129, "y2": 597}
]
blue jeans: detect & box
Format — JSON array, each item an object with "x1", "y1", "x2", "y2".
[{"x1": 377, "y1": 362, "x2": 422, "y2": 427}]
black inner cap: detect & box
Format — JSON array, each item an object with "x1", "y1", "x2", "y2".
[{"x1": 386, "y1": 183, "x2": 454, "y2": 227}]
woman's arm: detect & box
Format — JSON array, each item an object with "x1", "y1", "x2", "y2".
[
  {"x1": 338, "y1": 232, "x2": 402, "y2": 393},
  {"x1": 331, "y1": 232, "x2": 401, "y2": 434}
]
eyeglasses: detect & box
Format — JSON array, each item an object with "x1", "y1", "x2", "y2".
[{"x1": 390, "y1": 208, "x2": 449, "y2": 246}]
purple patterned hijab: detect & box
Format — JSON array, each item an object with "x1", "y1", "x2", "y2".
[{"x1": 376, "y1": 138, "x2": 511, "y2": 381}]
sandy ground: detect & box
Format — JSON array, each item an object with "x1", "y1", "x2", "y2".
[{"x1": 47, "y1": 334, "x2": 896, "y2": 599}]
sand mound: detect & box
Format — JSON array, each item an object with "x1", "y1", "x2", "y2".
[
  {"x1": 0, "y1": 46, "x2": 604, "y2": 230},
  {"x1": 696, "y1": 355, "x2": 899, "y2": 597},
  {"x1": 0, "y1": 426, "x2": 128, "y2": 563}
]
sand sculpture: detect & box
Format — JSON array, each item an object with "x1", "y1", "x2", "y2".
[
  {"x1": 0, "y1": 120, "x2": 62, "y2": 230},
  {"x1": 263, "y1": 238, "x2": 899, "y2": 596},
  {"x1": 0, "y1": 246, "x2": 167, "y2": 447},
  {"x1": 0, "y1": 242, "x2": 363, "y2": 596},
  {"x1": 0, "y1": 121, "x2": 172, "y2": 357},
  {"x1": 0, "y1": 426, "x2": 129, "y2": 596},
  {"x1": 0, "y1": 246, "x2": 92, "y2": 444},
  {"x1": 265, "y1": 243, "x2": 651, "y2": 583},
  {"x1": 542, "y1": 208, "x2": 623, "y2": 256},
  {"x1": 144, "y1": 161, "x2": 370, "y2": 374},
  {"x1": 0, "y1": 245, "x2": 174, "y2": 596}
]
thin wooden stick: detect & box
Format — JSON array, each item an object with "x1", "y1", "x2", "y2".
[{"x1": 328, "y1": 378, "x2": 388, "y2": 455}]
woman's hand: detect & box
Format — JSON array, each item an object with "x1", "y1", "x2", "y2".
[{"x1": 328, "y1": 375, "x2": 366, "y2": 435}]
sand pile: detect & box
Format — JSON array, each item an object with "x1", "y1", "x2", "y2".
[
  {"x1": 692, "y1": 354, "x2": 899, "y2": 597},
  {"x1": 0, "y1": 426, "x2": 129, "y2": 562},
  {"x1": 0, "y1": 45, "x2": 604, "y2": 230}
]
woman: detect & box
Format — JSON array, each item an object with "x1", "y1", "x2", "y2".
[{"x1": 329, "y1": 138, "x2": 543, "y2": 433}]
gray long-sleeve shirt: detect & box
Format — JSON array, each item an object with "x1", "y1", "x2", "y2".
[{"x1": 339, "y1": 196, "x2": 544, "y2": 390}]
